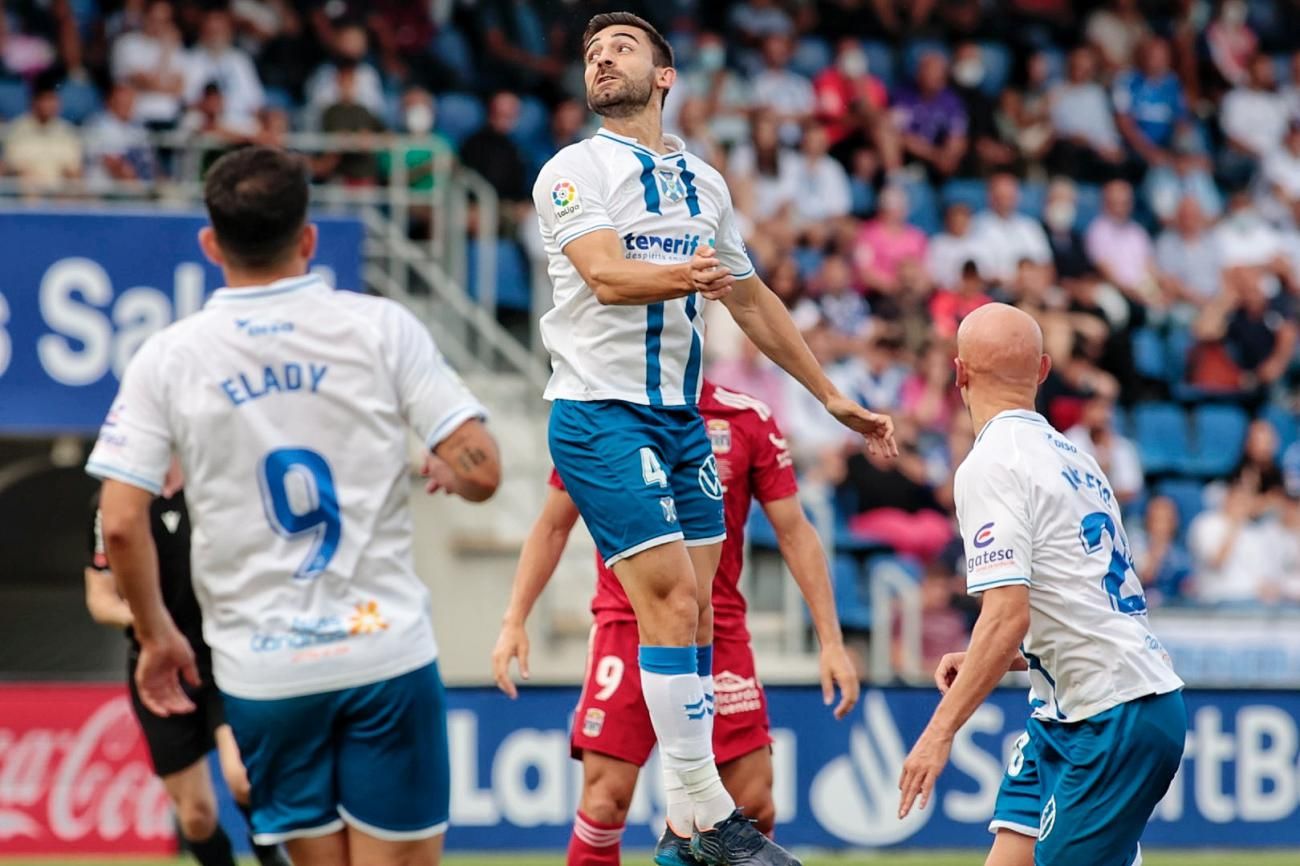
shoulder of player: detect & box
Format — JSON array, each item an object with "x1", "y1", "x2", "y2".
[{"x1": 534, "y1": 139, "x2": 603, "y2": 189}]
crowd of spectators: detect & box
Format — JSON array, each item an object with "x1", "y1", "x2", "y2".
[{"x1": 3, "y1": 0, "x2": 1300, "y2": 617}]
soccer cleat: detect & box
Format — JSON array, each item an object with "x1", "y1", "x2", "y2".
[
  {"x1": 689, "y1": 809, "x2": 802, "y2": 866},
  {"x1": 654, "y1": 823, "x2": 705, "y2": 866}
]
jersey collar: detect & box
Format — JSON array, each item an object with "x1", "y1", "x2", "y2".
[
  {"x1": 594, "y1": 128, "x2": 685, "y2": 159},
  {"x1": 976, "y1": 408, "x2": 1049, "y2": 444},
  {"x1": 206, "y1": 274, "x2": 328, "y2": 305}
]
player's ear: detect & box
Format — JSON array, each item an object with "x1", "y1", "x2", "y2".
[
  {"x1": 657, "y1": 65, "x2": 676, "y2": 94},
  {"x1": 953, "y1": 356, "x2": 968, "y2": 390},
  {"x1": 1037, "y1": 352, "x2": 1052, "y2": 385},
  {"x1": 299, "y1": 223, "x2": 318, "y2": 262},
  {"x1": 198, "y1": 227, "x2": 224, "y2": 267}
]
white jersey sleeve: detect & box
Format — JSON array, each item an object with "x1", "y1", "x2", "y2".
[
  {"x1": 383, "y1": 300, "x2": 488, "y2": 448},
  {"x1": 533, "y1": 148, "x2": 616, "y2": 252},
  {"x1": 714, "y1": 184, "x2": 756, "y2": 280},
  {"x1": 955, "y1": 448, "x2": 1033, "y2": 595},
  {"x1": 85, "y1": 335, "x2": 172, "y2": 494}
]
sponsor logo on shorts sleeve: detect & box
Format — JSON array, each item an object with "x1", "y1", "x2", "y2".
[
  {"x1": 582, "y1": 707, "x2": 605, "y2": 738},
  {"x1": 707, "y1": 419, "x2": 732, "y2": 454}
]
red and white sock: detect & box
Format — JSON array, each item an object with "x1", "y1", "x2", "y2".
[{"x1": 567, "y1": 810, "x2": 624, "y2": 866}]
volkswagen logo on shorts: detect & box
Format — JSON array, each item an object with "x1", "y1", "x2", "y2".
[{"x1": 698, "y1": 455, "x2": 723, "y2": 500}]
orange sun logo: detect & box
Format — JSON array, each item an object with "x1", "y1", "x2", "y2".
[{"x1": 347, "y1": 600, "x2": 389, "y2": 635}]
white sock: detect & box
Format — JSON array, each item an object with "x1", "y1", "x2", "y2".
[
  {"x1": 639, "y1": 645, "x2": 735, "y2": 831},
  {"x1": 662, "y1": 764, "x2": 693, "y2": 837}
]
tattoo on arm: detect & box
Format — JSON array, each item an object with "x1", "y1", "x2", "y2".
[{"x1": 457, "y1": 447, "x2": 488, "y2": 474}]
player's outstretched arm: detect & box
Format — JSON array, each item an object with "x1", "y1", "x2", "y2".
[
  {"x1": 722, "y1": 274, "x2": 898, "y2": 457},
  {"x1": 432, "y1": 419, "x2": 501, "y2": 502},
  {"x1": 898, "y1": 585, "x2": 1030, "y2": 818},
  {"x1": 99, "y1": 479, "x2": 199, "y2": 717},
  {"x1": 762, "y1": 495, "x2": 860, "y2": 719},
  {"x1": 563, "y1": 230, "x2": 735, "y2": 305},
  {"x1": 493, "y1": 486, "x2": 582, "y2": 698}
]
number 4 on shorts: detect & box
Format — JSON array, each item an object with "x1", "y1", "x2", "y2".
[{"x1": 640, "y1": 447, "x2": 668, "y2": 488}]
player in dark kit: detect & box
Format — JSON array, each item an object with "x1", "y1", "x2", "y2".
[{"x1": 85, "y1": 461, "x2": 287, "y2": 866}]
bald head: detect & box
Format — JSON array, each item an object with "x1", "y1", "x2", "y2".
[{"x1": 955, "y1": 303, "x2": 1050, "y2": 405}]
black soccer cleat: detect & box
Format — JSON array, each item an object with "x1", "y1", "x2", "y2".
[
  {"x1": 689, "y1": 809, "x2": 802, "y2": 866},
  {"x1": 654, "y1": 823, "x2": 705, "y2": 866}
]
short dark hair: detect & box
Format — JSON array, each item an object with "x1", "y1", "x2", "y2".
[
  {"x1": 582, "y1": 12, "x2": 674, "y2": 106},
  {"x1": 203, "y1": 146, "x2": 309, "y2": 270}
]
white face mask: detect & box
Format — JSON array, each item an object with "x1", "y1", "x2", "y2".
[
  {"x1": 1045, "y1": 201, "x2": 1076, "y2": 231},
  {"x1": 838, "y1": 51, "x2": 868, "y2": 78},
  {"x1": 952, "y1": 59, "x2": 985, "y2": 88},
  {"x1": 697, "y1": 45, "x2": 725, "y2": 72},
  {"x1": 1223, "y1": 1, "x2": 1248, "y2": 26},
  {"x1": 405, "y1": 103, "x2": 434, "y2": 135}
]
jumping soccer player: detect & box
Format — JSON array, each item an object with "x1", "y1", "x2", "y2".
[
  {"x1": 534, "y1": 13, "x2": 895, "y2": 864},
  {"x1": 88, "y1": 146, "x2": 500, "y2": 866},
  {"x1": 897, "y1": 303, "x2": 1186, "y2": 866},
  {"x1": 491, "y1": 381, "x2": 859, "y2": 866},
  {"x1": 86, "y1": 462, "x2": 288, "y2": 866}
]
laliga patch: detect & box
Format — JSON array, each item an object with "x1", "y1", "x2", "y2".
[
  {"x1": 707, "y1": 419, "x2": 732, "y2": 454},
  {"x1": 583, "y1": 707, "x2": 606, "y2": 737},
  {"x1": 551, "y1": 179, "x2": 583, "y2": 221}
]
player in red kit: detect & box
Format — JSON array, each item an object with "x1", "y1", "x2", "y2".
[{"x1": 491, "y1": 382, "x2": 859, "y2": 866}]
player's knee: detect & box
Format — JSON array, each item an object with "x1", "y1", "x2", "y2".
[
  {"x1": 176, "y1": 797, "x2": 219, "y2": 841},
  {"x1": 581, "y1": 776, "x2": 634, "y2": 826},
  {"x1": 742, "y1": 790, "x2": 775, "y2": 836}
]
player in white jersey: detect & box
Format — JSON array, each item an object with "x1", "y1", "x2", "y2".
[
  {"x1": 897, "y1": 304, "x2": 1185, "y2": 866},
  {"x1": 88, "y1": 147, "x2": 500, "y2": 866},
  {"x1": 532, "y1": 12, "x2": 895, "y2": 866}
]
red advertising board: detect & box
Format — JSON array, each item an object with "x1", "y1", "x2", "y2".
[{"x1": 0, "y1": 683, "x2": 175, "y2": 854}]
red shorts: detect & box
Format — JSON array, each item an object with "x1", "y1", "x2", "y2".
[{"x1": 570, "y1": 620, "x2": 772, "y2": 767}]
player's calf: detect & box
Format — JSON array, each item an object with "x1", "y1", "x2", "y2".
[{"x1": 719, "y1": 749, "x2": 776, "y2": 837}]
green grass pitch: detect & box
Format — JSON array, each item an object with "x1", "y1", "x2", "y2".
[{"x1": 4, "y1": 852, "x2": 1298, "y2": 866}]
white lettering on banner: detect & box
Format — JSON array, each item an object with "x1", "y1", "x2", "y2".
[
  {"x1": 492, "y1": 729, "x2": 570, "y2": 827},
  {"x1": 0, "y1": 696, "x2": 171, "y2": 843},
  {"x1": 0, "y1": 291, "x2": 11, "y2": 377},
  {"x1": 945, "y1": 704, "x2": 1009, "y2": 823},
  {"x1": 111, "y1": 288, "x2": 171, "y2": 379},
  {"x1": 1237, "y1": 707, "x2": 1298, "y2": 821},
  {"x1": 810, "y1": 692, "x2": 932, "y2": 845},
  {"x1": 448, "y1": 711, "x2": 499, "y2": 825}
]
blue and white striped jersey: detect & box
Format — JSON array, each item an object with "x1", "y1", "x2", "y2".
[{"x1": 532, "y1": 130, "x2": 754, "y2": 407}]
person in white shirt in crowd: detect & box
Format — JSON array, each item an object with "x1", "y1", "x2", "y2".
[
  {"x1": 1213, "y1": 188, "x2": 1286, "y2": 270},
  {"x1": 305, "y1": 21, "x2": 385, "y2": 126},
  {"x1": 83, "y1": 81, "x2": 157, "y2": 188},
  {"x1": 1221, "y1": 52, "x2": 1289, "y2": 181},
  {"x1": 727, "y1": 113, "x2": 795, "y2": 223},
  {"x1": 1049, "y1": 45, "x2": 1126, "y2": 181},
  {"x1": 1085, "y1": 0, "x2": 1150, "y2": 74},
  {"x1": 779, "y1": 122, "x2": 851, "y2": 226},
  {"x1": 1189, "y1": 481, "x2": 1293, "y2": 605},
  {"x1": 3, "y1": 78, "x2": 82, "y2": 192},
  {"x1": 1156, "y1": 195, "x2": 1224, "y2": 306},
  {"x1": 1142, "y1": 134, "x2": 1223, "y2": 225},
  {"x1": 111, "y1": 0, "x2": 187, "y2": 128},
  {"x1": 751, "y1": 34, "x2": 815, "y2": 146},
  {"x1": 927, "y1": 202, "x2": 984, "y2": 290},
  {"x1": 1085, "y1": 179, "x2": 1157, "y2": 302},
  {"x1": 1064, "y1": 396, "x2": 1144, "y2": 507},
  {"x1": 971, "y1": 172, "x2": 1053, "y2": 285},
  {"x1": 663, "y1": 31, "x2": 753, "y2": 148},
  {"x1": 1260, "y1": 120, "x2": 1300, "y2": 222},
  {"x1": 185, "y1": 9, "x2": 265, "y2": 130}
]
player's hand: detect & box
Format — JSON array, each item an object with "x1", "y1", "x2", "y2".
[
  {"x1": 826, "y1": 394, "x2": 899, "y2": 458},
  {"x1": 934, "y1": 652, "x2": 966, "y2": 695},
  {"x1": 898, "y1": 725, "x2": 953, "y2": 819},
  {"x1": 491, "y1": 621, "x2": 531, "y2": 699},
  {"x1": 420, "y1": 454, "x2": 458, "y2": 496},
  {"x1": 819, "y1": 642, "x2": 861, "y2": 720},
  {"x1": 135, "y1": 623, "x2": 200, "y2": 717},
  {"x1": 688, "y1": 245, "x2": 734, "y2": 301}
]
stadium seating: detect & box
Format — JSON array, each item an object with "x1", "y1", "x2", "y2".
[
  {"x1": 1264, "y1": 402, "x2": 1299, "y2": 453},
  {"x1": 58, "y1": 80, "x2": 101, "y2": 124},
  {"x1": 1133, "y1": 402, "x2": 1190, "y2": 474},
  {"x1": 1187, "y1": 404, "x2": 1249, "y2": 477},
  {"x1": 466, "y1": 238, "x2": 533, "y2": 312},
  {"x1": 1154, "y1": 477, "x2": 1206, "y2": 536},
  {"x1": 434, "y1": 92, "x2": 486, "y2": 145},
  {"x1": 0, "y1": 79, "x2": 29, "y2": 120},
  {"x1": 861, "y1": 40, "x2": 897, "y2": 90},
  {"x1": 792, "y1": 36, "x2": 833, "y2": 79}
]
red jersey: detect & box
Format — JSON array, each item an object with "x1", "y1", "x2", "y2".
[{"x1": 549, "y1": 381, "x2": 799, "y2": 641}]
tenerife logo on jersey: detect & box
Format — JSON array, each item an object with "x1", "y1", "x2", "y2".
[
  {"x1": 551, "y1": 179, "x2": 582, "y2": 221},
  {"x1": 622, "y1": 232, "x2": 702, "y2": 262},
  {"x1": 973, "y1": 522, "x2": 996, "y2": 549},
  {"x1": 656, "y1": 168, "x2": 685, "y2": 203}
]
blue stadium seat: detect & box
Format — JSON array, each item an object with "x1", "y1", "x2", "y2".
[
  {"x1": 434, "y1": 92, "x2": 485, "y2": 145},
  {"x1": 978, "y1": 42, "x2": 1012, "y2": 97},
  {"x1": 1263, "y1": 403, "x2": 1299, "y2": 453},
  {"x1": 382, "y1": 88, "x2": 403, "y2": 130},
  {"x1": 861, "y1": 40, "x2": 896, "y2": 90},
  {"x1": 901, "y1": 176, "x2": 940, "y2": 235},
  {"x1": 432, "y1": 26, "x2": 476, "y2": 89},
  {"x1": 850, "y1": 177, "x2": 876, "y2": 217},
  {"x1": 511, "y1": 95, "x2": 550, "y2": 151},
  {"x1": 466, "y1": 239, "x2": 533, "y2": 313},
  {"x1": 1166, "y1": 325, "x2": 1194, "y2": 385},
  {"x1": 1154, "y1": 478, "x2": 1205, "y2": 537},
  {"x1": 1019, "y1": 180, "x2": 1047, "y2": 218},
  {"x1": 792, "y1": 36, "x2": 833, "y2": 79},
  {"x1": 59, "y1": 80, "x2": 101, "y2": 124},
  {"x1": 1187, "y1": 404, "x2": 1249, "y2": 477},
  {"x1": 940, "y1": 178, "x2": 986, "y2": 213},
  {"x1": 1132, "y1": 328, "x2": 1169, "y2": 382},
  {"x1": 1074, "y1": 183, "x2": 1103, "y2": 231},
  {"x1": 263, "y1": 86, "x2": 295, "y2": 112},
  {"x1": 902, "y1": 38, "x2": 948, "y2": 82},
  {"x1": 0, "y1": 79, "x2": 29, "y2": 120},
  {"x1": 1038, "y1": 47, "x2": 1066, "y2": 85},
  {"x1": 832, "y1": 555, "x2": 872, "y2": 632},
  {"x1": 746, "y1": 502, "x2": 780, "y2": 550},
  {"x1": 668, "y1": 31, "x2": 696, "y2": 69},
  {"x1": 1132, "y1": 402, "x2": 1189, "y2": 474}
]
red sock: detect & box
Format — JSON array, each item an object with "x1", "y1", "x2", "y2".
[{"x1": 567, "y1": 810, "x2": 623, "y2": 866}]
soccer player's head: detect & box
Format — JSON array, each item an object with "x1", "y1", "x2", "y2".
[
  {"x1": 199, "y1": 146, "x2": 316, "y2": 279},
  {"x1": 953, "y1": 303, "x2": 1050, "y2": 411},
  {"x1": 581, "y1": 12, "x2": 674, "y2": 118}
]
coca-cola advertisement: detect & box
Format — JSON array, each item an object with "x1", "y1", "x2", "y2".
[{"x1": 0, "y1": 684, "x2": 175, "y2": 854}]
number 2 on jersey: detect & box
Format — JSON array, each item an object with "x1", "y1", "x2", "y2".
[
  {"x1": 1078, "y1": 511, "x2": 1147, "y2": 614},
  {"x1": 257, "y1": 447, "x2": 342, "y2": 580}
]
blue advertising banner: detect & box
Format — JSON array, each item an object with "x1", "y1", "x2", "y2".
[
  {"x1": 0, "y1": 209, "x2": 363, "y2": 434},
  {"x1": 435, "y1": 686, "x2": 1300, "y2": 852}
]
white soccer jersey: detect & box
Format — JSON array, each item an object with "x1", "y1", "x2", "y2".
[
  {"x1": 86, "y1": 275, "x2": 487, "y2": 700},
  {"x1": 532, "y1": 130, "x2": 755, "y2": 406},
  {"x1": 955, "y1": 409, "x2": 1183, "y2": 722}
]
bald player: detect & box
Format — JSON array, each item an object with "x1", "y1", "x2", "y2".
[{"x1": 897, "y1": 304, "x2": 1185, "y2": 866}]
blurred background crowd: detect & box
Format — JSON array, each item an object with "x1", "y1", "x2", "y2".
[{"x1": 4, "y1": 0, "x2": 1300, "y2": 665}]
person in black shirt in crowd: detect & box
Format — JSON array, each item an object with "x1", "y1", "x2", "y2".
[{"x1": 85, "y1": 460, "x2": 288, "y2": 866}]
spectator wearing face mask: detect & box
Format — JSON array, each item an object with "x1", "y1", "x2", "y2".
[
  {"x1": 663, "y1": 32, "x2": 753, "y2": 147},
  {"x1": 948, "y1": 41, "x2": 998, "y2": 176},
  {"x1": 1042, "y1": 178, "x2": 1091, "y2": 281},
  {"x1": 378, "y1": 87, "x2": 451, "y2": 193},
  {"x1": 814, "y1": 38, "x2": 895, "y2": 170}
]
